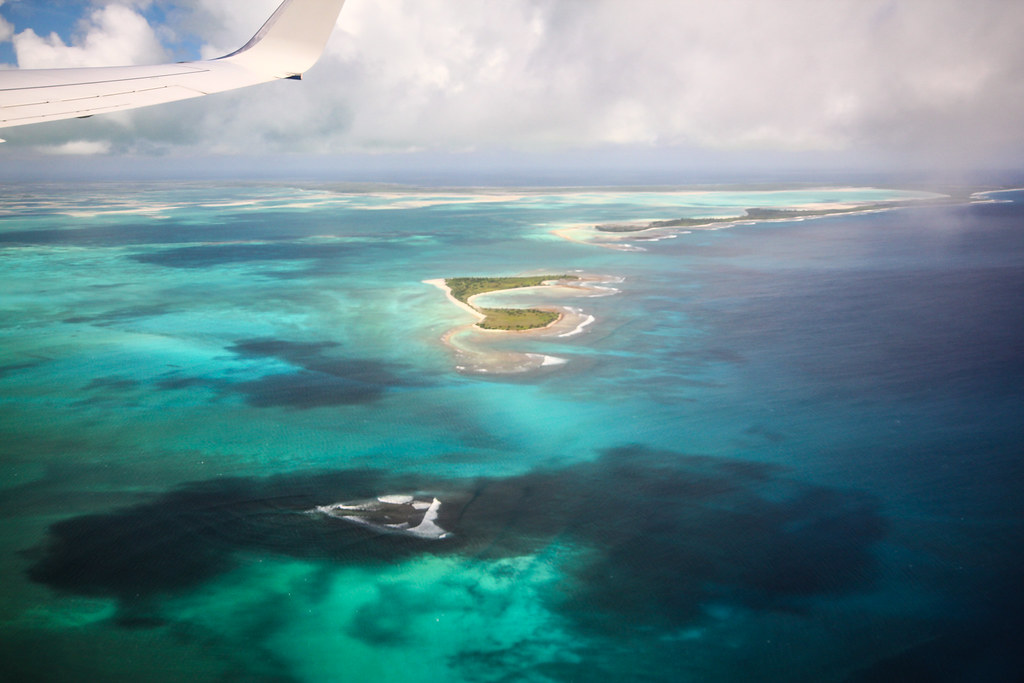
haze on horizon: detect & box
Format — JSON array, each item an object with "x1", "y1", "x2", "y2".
[{"x1": 2, "y1": 0, "x2": 1023, "y2": 183}]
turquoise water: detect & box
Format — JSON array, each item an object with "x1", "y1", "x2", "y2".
[{"x1": 1, "y1": 183, "x2": 1022, "y2": 681}]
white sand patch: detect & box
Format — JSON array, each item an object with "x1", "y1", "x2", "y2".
[
  {"x1": 378, "y1": 494, "x2": 414, "y2": 504},
  {"x1": 424, "y1": 279, "x2": 485, "y2": 321},
  {"x1": 406, "y1": 498, "x2": 451, "y2": 539},
  {"x1": 557, "y1": 313, "x2": 596, "y2": 338},
  {"x1": 310, "y1": 495, "x2": 452, "y2": 540}
]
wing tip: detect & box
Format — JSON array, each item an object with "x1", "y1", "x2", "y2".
[{"x1": 219, "y1": 0, "x2": 347, "y2": 78}]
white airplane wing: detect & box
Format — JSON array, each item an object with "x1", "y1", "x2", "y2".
[{"x1": 0, "y1": 0, "x2": 346, "y2": 132}]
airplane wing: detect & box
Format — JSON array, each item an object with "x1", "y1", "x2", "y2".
[{"x1": 0, "y1": 0, "x2": 346, "y2": 133}]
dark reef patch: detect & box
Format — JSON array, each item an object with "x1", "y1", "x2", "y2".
[
  {"x1": 131, "y1": 242, "x2": 360, "y2": 269},
  {"x1": 27, "y1": 446, "x2": 885, "y2": 633},
  {"x1": 234, "y1": 371, "x2": 387, "y2": 408},
  {"x1": 26, "y1": 469, "x2": 431, "y2": 601},
  {"x1": 155, "y1": 338, "x2": 431, "y2": 409},
  {"x1": 0, "y1": 361, "x2": 43, "y2": 378},
  {"x1": 84, "y1": 376, "x2": 142, "y2": 391},
  {"x1": 536, "y1": 447, "x2": 885, "y2": 630},
  {"x1": 226, "y1": 339, "x2": 432, "y2": 408},
  {"x1": 63, "y1": 304, "x2": 174, "y2": 325}
]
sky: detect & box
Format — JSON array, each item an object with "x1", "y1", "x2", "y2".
[{"x1": 1, "y1": 0, "x2": 1024, "y2": 182}]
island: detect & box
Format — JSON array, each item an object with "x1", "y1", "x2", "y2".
[
  {"x1": 444, "y1": 275, "x2": 577, "y2": 330},
  {"x1": 424, "y1": 273, "x2": 619, "y2": 374}
]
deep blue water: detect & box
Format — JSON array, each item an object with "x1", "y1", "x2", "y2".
[{"x1": 0, "y1": 184, "x2": 1022, "y2": 681}]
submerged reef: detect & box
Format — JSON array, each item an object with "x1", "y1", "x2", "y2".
[{"x1": 28, "y1": 446, "x2": 885, "y2": 634}]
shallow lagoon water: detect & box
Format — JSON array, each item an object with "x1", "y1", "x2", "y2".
[{"x1": 1, "y1": 183, "x2": 1022, "y2": 681}]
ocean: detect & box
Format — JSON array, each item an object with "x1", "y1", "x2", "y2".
[{"x1": 1, "y1": 182, "x2": 1022, "y2": 681}]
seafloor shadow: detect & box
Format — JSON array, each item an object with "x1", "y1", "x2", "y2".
[
  {"x1": 155, "y1": 338, "x2": 434, "y2": 409},
  {"x1": 27, "y1": 445, "x2": 885, "y2": 635}
]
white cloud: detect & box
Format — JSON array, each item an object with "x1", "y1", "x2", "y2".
[
  {"x1": 37, "y1": 140, "x2": 112, "y2": 155},
  {"x1": 6, "y1": 0, "x2": 1024, "y2": 171},
  {"x1": 184, "y1": 0, "x2": 1024, "y2": 162},
  {"x1": 12, "y1": 3, "x2": 167, "y2": 68},
  {"x1": 0, "y1": 20, "x2": 13, "y2": 45},
  {"x1": 0, "y1": 0, "x2": 13, "y2": 44}
]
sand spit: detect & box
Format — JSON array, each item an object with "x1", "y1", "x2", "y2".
[{"x1": 423, "y1": 279, "x2": 486, "y2": 322}]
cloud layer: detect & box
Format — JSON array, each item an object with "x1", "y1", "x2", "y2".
[{"x1": 3, "y1": 0, "x2": 1024, "y2": 171}]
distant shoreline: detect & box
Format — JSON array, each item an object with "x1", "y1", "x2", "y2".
[
  {"x1": 552, "y1": 191, "x2": 979, "y2": 250},
  {"x1": 594, "y1": 197, "x2": 970, "y2": 233}
]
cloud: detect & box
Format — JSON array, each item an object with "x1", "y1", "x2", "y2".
[
  {"x1": 4, "y1": 0, "x2": 1024, "y2": 172},
  {"x1": 37, "y1": 140, "x2": 112, "y2": 155},
  {"x1": 327, "y1": 0, "x2": 1024, "y2": 156},
  {"x1": 12, "y1": 3, "x2": 166, "y2": 68},
  {"x1": 160, "y1": 0, "x2": 1024, "y2": 161}
]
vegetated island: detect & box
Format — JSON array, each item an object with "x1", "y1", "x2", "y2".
[
  {"x1": 425, "y1": 273, "x2": 617, "y2": 374},
  {"x1": 444, "y1": 275, "x2": 578, "y2": 330},
  {"x1": 593, "y1": 198, "x2": 963, "y2": 233}
]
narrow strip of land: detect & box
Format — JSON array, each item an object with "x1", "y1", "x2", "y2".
[
  {"x1": 549, "y1": 193, "x2": 982, "y2": 251},
  {"x1": 594, "y1": 196, "x2": 970, "y2": 233}
]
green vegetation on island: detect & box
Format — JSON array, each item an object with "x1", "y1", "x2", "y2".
[
  {"x1": 476, "y1": 307, "x2": 561, "y2": 330},
  {"x1": 445, "y1": 275, "x2": 577, "y2": 331}
]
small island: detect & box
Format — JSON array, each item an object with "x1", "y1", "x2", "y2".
[
  {"x1": 425, "y1": 273, "x2": 616, "y2": 374},
  {"x1": 442, "y1": 275, "x2": 578, "y2": 331}
]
